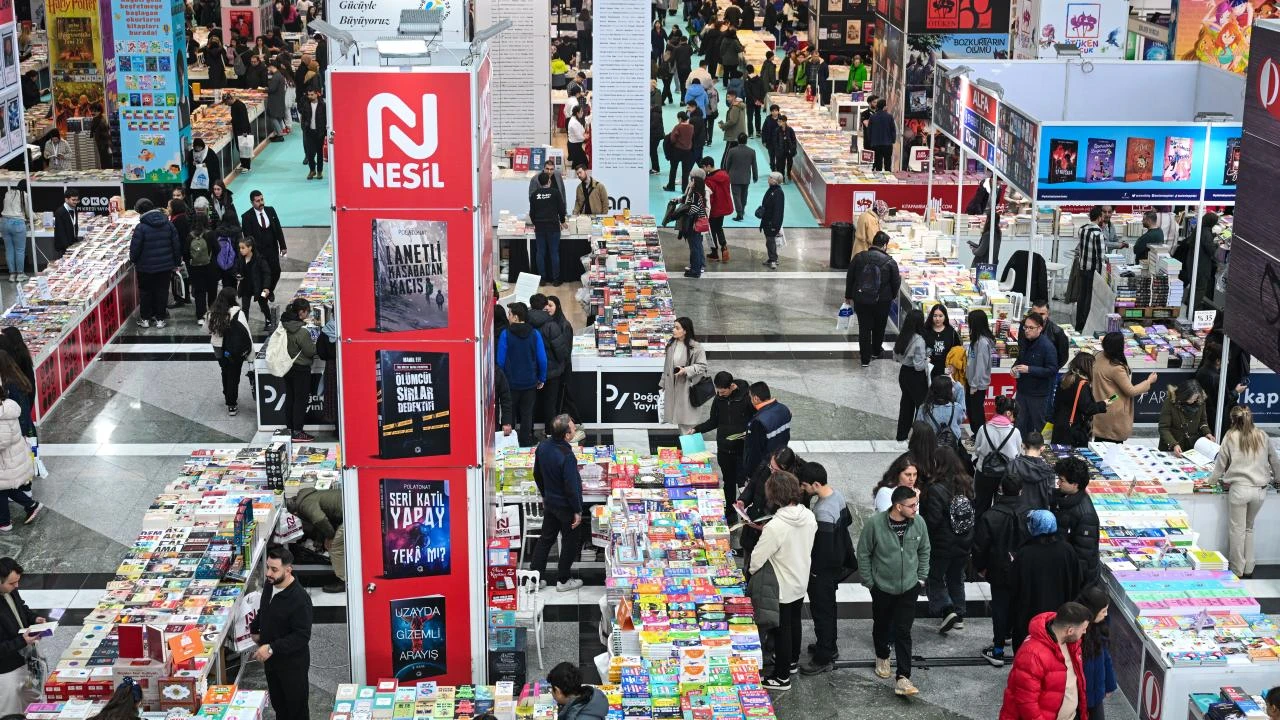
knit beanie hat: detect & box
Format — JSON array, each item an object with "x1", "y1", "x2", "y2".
[
  {"x1": 689, "y1": 167, "x2": 706, "y2": 179},
  {"x1": 1027, "y1": 509, "x2": 1057, "y2": 537}
]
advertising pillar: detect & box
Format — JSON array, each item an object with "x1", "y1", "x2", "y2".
[
  {"x1": 588, "y1": 0, "x2": 649, "y2": 212},
  {"x1": 0, "y1": 0, "x2": 28, "y2": 163},
  {"x1": 46, "y1": 0, "x2": 107, "y2": 134},
  {"x1": 110, "y1": 0, "x2": 191, "y2": 183},
  {"x1": 330, "y1": 55, "x2": 495, "y2": 685}
]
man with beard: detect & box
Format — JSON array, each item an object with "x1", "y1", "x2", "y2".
[{"x1": 251, "y1": 547, "x2": 313, "y2": 720}]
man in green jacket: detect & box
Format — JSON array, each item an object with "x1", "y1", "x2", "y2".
[
  {"x1": 287, "y1": 487, "x2": 344, "y2": 593},
  {"x1": 856, "y1": 485, "x2": 930, "y2": 697}
]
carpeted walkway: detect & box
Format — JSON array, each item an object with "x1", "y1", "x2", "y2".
[{"x1": 229, "y1": 122, "x2": 330, "y2": 228}]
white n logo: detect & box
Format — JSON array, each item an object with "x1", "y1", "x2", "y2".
[{"x1": 367, "y1": 92, "x2": 439, "y2": 160}]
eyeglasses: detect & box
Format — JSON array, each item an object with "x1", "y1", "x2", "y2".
[{"x1": 898, "y1": 501, "x2": 918, "y2": 510}]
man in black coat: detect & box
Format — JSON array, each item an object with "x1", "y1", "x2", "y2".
[
  {"x1": 242, "y1": 190, "x2": 287, "y2": 294},
  {"x1": 250, "y1": 547, "x2": 313, "y2": 720},
  {"x1": 298, "y1": 88, "x2": 327, "y2": 180},
  {"x1": 866, "y1": 99, "x2": 896, "y2": 171},
  {"x1": 846, "y1": 232, "x2": 901, "y2": 367},
  {"x1": 690, "y1": 372, "x2": 754, "y2": 506},
  {"x1": 225, "y1": 92, "x2": 255, "y2": 172},
  {"x1": 971, "y1": 475, "x2": 1025, "y2": 666},
  {"x1": 757, "y1": 172, "x2": 784, "y2": 268},
  {"x1": 53, "y1": 188, "x2": 79, "y2": 255},
  {"x1": 1008, "y1": 510, "x2": 1084, "y2": 652},
  {"x1": 0, "y1": 557, "x2": 43, "y2": 712},
  {"x1": 184, "y1": 138, "x2": 222, "y2": 205},
  {"x1": 1052, "y1": 457, "x2": 1100, "y2": 581}
]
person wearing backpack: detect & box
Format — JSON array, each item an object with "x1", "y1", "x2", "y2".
[
  {"x1": 186, "y1": 198, "x2": 220, "y2": 325},
  {"x1": 208, "y1": 287, "x2": 252, "y2": 415},
  {"x1": 496, "y1": 302, "x2": 548, "y2": 448},
  {"x1": 277, "y1": 298, "x2": 316, "y2": 441},
  {"x1": 235, "y1": 237, "x2": 273, "y2": 329},
  {"x1": 1052, "y1": 457, "x2": 1100, "y2": 581},
  {"x1": 973, "y1": 395, "x2": 1021, "y2": 517},
  {"x1": 972, "y1": 473, "x2": 1025, "y2": 666},
  {"x1": 915, "y1": 375, "x2": 965, "y2": 451},
  {"x1": 1050, "y1": 352, "x2": 1111, "y2": 448},
  {"x1": 798, "y1": 461, "x2": 856, "y2": 675},
  {"x1": 846, "y1": 231, "x2": 901, "y2": 368},
  {"x1": 921, "y1": 447, "x2": 975, "y2": 636},
  {"x1": 1011, "y1": 431, "x2": 1056, "y2": 518}
]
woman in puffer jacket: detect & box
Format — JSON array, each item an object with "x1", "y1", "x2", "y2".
[{"x1": 0, "y1": 386, "x2": 39, "y2": 530}]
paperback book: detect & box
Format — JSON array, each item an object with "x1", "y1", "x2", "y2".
[
  {"x1": 1047, "y1": 139, "x2": 1078, "y2": 183},
  {"x1": 372, "y1": 219, "x2": 449, "y2": 333},
  {"x1": 1124, "y1": 138, "x2": 1156, "y2": 182},
  {"x1": 376, "y1": 350, "x2": 451, "y2": 460},
  {"x1": 1084, "y1": 139, "x2": 1116, "y2": 182}
]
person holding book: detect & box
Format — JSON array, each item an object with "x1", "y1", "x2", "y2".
[
  {"x1": 1158, "y1": 379, "x2": 1214, "y2": 456},
  {"x1": 1211, "y1": 405, "x2": 1280, "y2": 578},
  {"x1": 0, "y1": 557, "x2": 43, "y2": 713}
]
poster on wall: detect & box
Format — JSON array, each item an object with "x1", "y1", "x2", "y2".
[
  {"x1": 373, "y1": 218, "x2": 449, "y2": 333},
  {"x1": 904, "y1": 33, "x2": 1008, "y2": 120},
  {"x1": 961, "y1": 81, "x2": 998, "y2": 163},
  {"x1": 909, "y1": 0, "x2": 1010, "y2": 33},
  {"x1": 1171, "y1": 0, "x2": 1279, "y2": 74},
  {"x1": 389, "y1": 595, "x2": 447, "y2": 681},
  {"x1": 1035, "y1": 0, "x2": 1129, "y2": 57},
  {"x1": 1035, "y1": 124, "x2": 1209, "y2": 201},
  {"x1": 1203, "y1": 125, "x2": 1241, "y2": 202},
  {"x1": 995, "y1": 103, "x2": 1038, "y2": 197},
  {"x1": 47, "y1": 0, "x2": 106, "y2": 134},
  {"x1": 380, "y1": 479, "x2": 452, "y2": 578},
  {"x1": 111, "y1": 0, "x2": 190, "y2": 183},
  {"x1": 376, "y1": 350, "x2": 451, "y2": 460}
]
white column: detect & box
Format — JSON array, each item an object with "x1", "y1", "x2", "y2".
[
  {"x1": 589, "y1": 0, "x2": 650, "y2": 213},
  {"x1": 476, "y1": 0, "x2": 551, "y2": 148}
]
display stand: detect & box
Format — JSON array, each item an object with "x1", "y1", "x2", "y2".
[{"x1": 192, "y1": 89, "x2": 271, "y2": 183}]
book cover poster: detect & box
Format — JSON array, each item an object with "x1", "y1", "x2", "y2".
[
  {"x1": 372, "y1": 219, "x2": 449, "y2": 333},
  {"x1": 376, "y1": 350, "x2": 451, "y2": 460},
  {"x1": 1223, "y1": 137, "x2": 1241, "y2": 185},
  {"x1": 1162, "y1": 136, "x2": 1194, "y2": 182},
  {"x1": 1084, "y1": 138, "x2": 1115, "y2": 182},
  {"x1": 389, "y1": 595, "x2": 447, "y2": 681},
  {"x1": 1047, "y1": 139, "x2": 1078, "y2": 183},
  {"x1": 1124, "y1": 137, "x2": 1155, "y2": 182},
  {"x1": 380, "y1": 479, "x2": 451, "y2": 578}
]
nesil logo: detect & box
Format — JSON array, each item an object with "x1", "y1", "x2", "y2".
[
  {"x1": 1258, "y1": 57, "x2": 1280, "y2": 121},
  {"x1": 364, "y1": 92, "x2": 445, "y2": 190}
]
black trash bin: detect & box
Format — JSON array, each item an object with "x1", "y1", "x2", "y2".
[{"x1": 830, "y1": 222, "x2": 854, "y2": 270}]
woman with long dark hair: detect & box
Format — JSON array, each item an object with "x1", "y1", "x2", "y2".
[
  {"x1": 1076, "y1": 586, "x2": 1117, "y2": 720},
  {"x1": 916, "y1": 375, "x2": 965, "y2": 445},
  {"x1": 873, "y1": 452, "x2": 919, "y2": 512},
  {"x1": 683, "y1": 170, "x2": 709, "y2": 278},
  {"x1": 660, "y1": 316, "x2": 708, "y2": 434},
  {"x1": 894, "y1": 308, "x2": 928, "y2": 443},
  {"x1": 921, "y1": 303, "x2": 960, "y2": 378},
  {"x1": 0, "y1": 328, "x2": 33, "y2": 392},
  {"x1": 965, "y1": 309, "x2": 994, "y2": 432},
  {"x1": 1051, "y1": 352, "x2": 1110, "y2": 448},
  {"x1": 922, "y1": 446, "x2": 975, "y2": 633},
  {"x1": 208, "y1": 287, "x2": 252, "y2": 415},
  {"x1": 89, "y1": 678, "x2": 143, "y2": 720},
  {"x1": 280, "y1": 298, "x2": 317, "y2": 441},
  {"x1": 0, "y1": 350, "x2": 32, "y2": 438},
  {"x1": 1091, "y1": 332, "x2": 1157, "y2": 442},
  {"x1": 738, "y1": 447, "x2": 802, "y2": 569},
  {"x1": 907, "y1": 420, "x2": 938, "y2": 488}
]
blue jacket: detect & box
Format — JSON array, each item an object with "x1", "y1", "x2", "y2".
[
  {"x1": 867, "y1": 109, "x2": 897, "y2": 148},
  {"x1": 1017, "y1": 331, "x2": 1058, "y2": 398},
  {"x1": 917, "y1": 401, "x2": 964, "y2": 440},
  {"x1": 496, "y1": 323, "x2": 547, "y2": 391},
  {"x1": 1082, "y1": 639, "x2": 1117, "y2": 708},
  {"x1": 684, "y1": 82, "x2": 708, "y2": 116},
  {"x1": 129, "y1": 209, "x2": 182, "y2": 274},
  {"x1": 744, "y1": 399, "x2": 792, "y2": 477},
  {"x1": 534, "y1": 438, "x2": 582, "y2": 511}
]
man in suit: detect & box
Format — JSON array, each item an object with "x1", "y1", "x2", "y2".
[
  {"x1": 241, "y1": 190, "x2": 287, "y2": 294},
  {"x1": 298, "y1": 88, "x2": 327, "y2": 180},
  {"x1": 53, "y1": 188, "x2": 79, "y2": 256}
]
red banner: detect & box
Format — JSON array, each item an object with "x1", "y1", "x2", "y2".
[{"x1": 34, "y1": 356, "x2": 60, "y2": 421}]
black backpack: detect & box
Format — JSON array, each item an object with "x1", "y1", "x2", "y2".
[
  {"x1": 925, "y1": 405, "x2": 960, "y2": 451},
  {"x1": 978, "y1": 425, "x2": 1016, "y2": 478},
  {"x1": 853, "y1": 258, "x2": 883, "y2": 304},
  {"x1": 221, "y1": 309, "x2": 252, "y2": 361}
]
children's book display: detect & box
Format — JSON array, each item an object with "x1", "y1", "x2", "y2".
[{"x1": 575, "y1": 216, "x2": 675, "y2": 360}]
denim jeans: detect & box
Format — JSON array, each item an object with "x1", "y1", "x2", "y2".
[
  {"x1": 688, "y1": 232, "x2": 705, "y2": 275},
  {"x1": 1, "y1": 217, "x2": 26, "y2": 274},
  {"x1": 533, "y1": 224, "x2": 562, "y2": 283}
]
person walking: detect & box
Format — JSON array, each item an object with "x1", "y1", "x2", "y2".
[
  {"x1": 0, "y1": 384, "x2": 38, "y2": 532},
  {"x1": 650, "y1": 104, "x2": 665, "y2": 174},
  {"x1": 846, "y1": 231, "x2": 900, "y2": 368},
  {"x1": 1051, "y1": 353, "x2": 1110, "y2": 448},
  {"x1": 894, "y1": 308, "x2": 929, "y2": 443},
  {"x1": 1008, "y1": 511, "x2": 1084, "y2": 651},
  {"x1": 972, "y1": 474, "x2": 1025, "y2": 666},
  {"x1": 530, "y1": 414, "x2": 585, "y2": 592},
  {"x1": 722, "y1": 133, "x2": 757, "y2": 220},
  {"x1": 690, "y1": 372, "x2": 754, "y2": 507},
  {"x1": 744, "y1": 65, "x2": 765, "y2": 137},
  {"x1": 185, "y1": 200, "x2": 221, "y2": 325},
  {"x1": 799, "y1": 461, "x2": 855, "y2": 675},
  {"x1": 998, "y1": 602, "x2": 1092, "y2": 720},
  {"x1": 208, "y1": 287, "x2": 252, "y2": 416},
  {"x1": 774, "y1": 115, "x2": 797, "y2": 179},
  {"x1": 965, "y1": 309, "x2": 995, "y2": 432},
  {"x1": 681, "y1": 169, "x2": 709, "y2": 278},
  {"x1": 1052, "y1": 456, "x2": 1100, "y2": 581},
  {"x1": 1011, "y1": 311, "x2": 1058, "y2": 436},
  {"x1": 661, "y1": 317, "x2": 709, "y2": 433},
  {"x1": 1074, "y1": 206, "x2": 1106, "y2": 330},
  {"x1": 299, "y1": 87, "x2": 326, "y2": 180},
  {"x1": 528, "y1": 172, "x2": 567, "y2": 286},
  {"x1": 1158, "y1": 379, "x2": 1214, "y2": 455},
  {"x1": 265, "y1": 63, "x2": 289, "y2": 141},
  {"x1": 210, "y1": 180, "x2": 239, "y2": 226},
  {"x1": 1077, "y1": 586, "x2": 1118, "y2": 720},
  {"x1": 250, "y1": 546, "x2": 313, "y2": 720},
  {"x1": 743, "y1": 381, "x2": 793, "y2": 480},
  {"x1": 867, "y1": 99, "x2": 896, "y2": 171},
  {"x1": 1211, "y1": 405, "x2": 1280, "y2": 578},
  {"x1": 235, "y1": 237, "x2": 274, "y2": 329},
  {"x1": 701, "y1": 157, "x2": 733, "y2": 261},
  {"x1": 719, "y1": 92, "x2": 747, "y2": 141},
  {"x1": 761, "y1": 104, "x2": 781, "y2": 169},
  {"x1": 279, "y1": 298, "x2": 316, "y2": 442},
  {"x1": 664, "y1": 111, "x2": 696, "y2": 192},
  {"x1": 224, "y1": 92, "x2": 255, "y2": 173},
  {"x1": 1, "y1": 179, "x2": 29, "y2": 281},
  {"x1": 242, "y1": 191, "x2": 287, "y2": 295},
  {"x1": 1091, "y1": 331, "x2": 1157, "y2": 443},
  {"x1": 756, "y1": 172, "x2": 785, "y2": 269},
  {"x1": 496, "y1": 302, "x2": 547, "y2": 447},
  {"x1": 130, "y1": 198, "x2": 182, "y2": 330},
  {"x1": 184, "y1": 138, "x2": 221, "y2": 204},
  {"x1": 857, "y1": 484, "x2": 930, "y2": 696},
  {"x1": 527, "y1": 294, "x2": 570, "y2": 428},
  {"x1": 750, "y1": 470, "x2": 817, "y2": 692},
  {"x1": 922, "y1": 447, "x2": 975, "y2": 635}
]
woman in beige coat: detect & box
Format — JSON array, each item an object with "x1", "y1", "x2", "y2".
[
  {"x1": 1210, "y1": 406, "x2": 1280, "y2": 578},
  {"x1": 661, "y1": 316, "x2": 709, "y2": 433},
  {"x1": 0, "y1": 388, "x2": 38, "y2": 530},
  {"x1": 1090, "y1": 332, "x2": 1157, "y2": 443},
  {"x1": 853, "y1": 200, "x2": 885, "y2": 260}
]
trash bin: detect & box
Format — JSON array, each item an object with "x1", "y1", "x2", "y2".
[{"x1": 830, "y1": 222, "x2": 854, "y2": 270}]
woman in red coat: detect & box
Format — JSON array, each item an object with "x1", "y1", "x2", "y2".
[
  {"x1": 1000, "y1": 603, "x2": 1092, "y2": 720},
  {"x1": 700, "y1": 158, "x2": 735, "y2": 261}
]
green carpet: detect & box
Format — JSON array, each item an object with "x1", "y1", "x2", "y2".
[{"x1": 229, "y1": 122, "x2": 331, "y2": 228}]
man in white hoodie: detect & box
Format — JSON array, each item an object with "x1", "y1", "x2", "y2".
[{"x1": 749, "y1": 471, "x2": 817, "y2": 692}]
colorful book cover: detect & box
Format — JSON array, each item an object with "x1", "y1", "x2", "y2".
[
  {"x1": 1084, "y1": 138, "x2": 1116, "y2": 182},
  {"x1": 389, "y1": 595, "x2": 447, "y2": 681},
  {"x1": 1223, "y1": 137, "x2": 1241, "y2": 185},
  {"x1": 375, "y1": 350, "x2": 452, "y2": 460},
  {"x1": 529, "y1": 146, "x2": 546, "y2": 172},
  {"x1": 380, "y1": 478, "x2": 451, "y2": 578},
  {"x1": 1047, "y1": 139, "x2": 1078, "y2": 183},
  {"x1": 371, "y1": 218, "x2": 449, "y2": 333},
  {"x1": 1162, "y1": 136, "x2": 1194, "y2": 182},
  {"x1": 512, "y1": 147, "x2": 530, "y2": 172},
  {"x1": 1124, "y1": 137, "x2": 1155, "y2": 182}
]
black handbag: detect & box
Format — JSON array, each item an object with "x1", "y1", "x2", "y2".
[
  {"x1": 662, "y1": 198, "x2": 689, "y2": 227},
  {"x1": 689, "y1": 374, "x2": 715, "y2": 407}
]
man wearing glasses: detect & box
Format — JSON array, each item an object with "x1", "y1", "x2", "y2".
[{"x1": 856, "y1": 485, "x2": 931, "y2": 697}]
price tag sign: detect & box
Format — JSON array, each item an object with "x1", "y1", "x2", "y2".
[
  {"x1": 35, "y1": 276, "x2": 52, "y2": 301},
  {"x1": 1193, "y1": 310, "x2": 1216, "y2": 331}
]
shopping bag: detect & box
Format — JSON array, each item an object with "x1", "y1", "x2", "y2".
[
  {"x1": 232, "y1": 590, "x2": 261, "y2": 652},
  {"x1": 23, "y1": 643, "x2": 48, "y2": 692},
  {"x1": 494, "y1": 430, "x2": 519, "y2": 451},
  {"x1": 237, "y1": 134, "x2": 255, "y2": 157},
  {"x1": 26, "y1": 437, "x2": 47, "y2": 479},
  {"x1": 190, "y1": 164, "x2": 210, "y2": 190},
  {"x1": 273, "y1": 509, "x2": 305, "y2": 544},
  {"x1": 836, "y1": 302, "x2": 853, "y2": 331},
  {"x1": 776, "y1": 229, "x2": 788, "y2": 249}
]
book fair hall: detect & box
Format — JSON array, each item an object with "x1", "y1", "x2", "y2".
[{"x1": 14, "y1": 0, "x2": 1280, "y2": 719}]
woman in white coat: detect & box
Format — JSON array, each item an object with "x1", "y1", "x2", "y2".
[
  {"x1": 661, "y1": 316, "x2": 709, "y2": 433},
  {"x1": 0, "y1": 387, "x2": 38, "y2": 531}
]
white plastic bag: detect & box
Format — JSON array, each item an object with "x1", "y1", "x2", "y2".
[
  {"x1": 775, "y1": 229, "x2": 788, "y2": 249},
  {"x1": 273, "y1": 510, "x2": 305, "y2": 544},
  {"x1": 232, "y1": 590, "x2": 262, "y2": 652},
  {"x1": 836, "y1": 303, "x2": 853, "y2": 331},
  {"x1": 26, "y1": 437, "x2": 47, "y2": 479},
  {"x1": 238, "y1": 134, "x2": 255, "y2": 157}
]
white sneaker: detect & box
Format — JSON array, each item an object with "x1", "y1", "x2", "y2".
[
  {"x1": 6, "y1": 274, "x2": 13, "y2": 282},
  {"x1": 156, "y1": 319, "x2": 168, "y2": 328},
  {"x1": 556, "y1": 578, "x2": 584, "y2": 592},
  {"x1": 17, "y1": 274, "x2": 28, "y2": 281},
  {"x1": 874, "y1": 658, "x2": 891, "y2": 678},
  {"x1": 0, "y1": 524, "x2": 11, "y2": 532},
  {"x1": 895, "y1": 677, "x2": 919, "y2": 696},
  {"x1": 136, "y1": 318, "x2": 151, "y2": 328}
]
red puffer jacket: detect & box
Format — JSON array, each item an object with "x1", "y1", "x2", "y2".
[
  {"x1": 999, "y1": 611, "x2": 1089, "y2": 720},
  {"x1": 705, "y1": 169, "x2": 734, "y2": 218}
]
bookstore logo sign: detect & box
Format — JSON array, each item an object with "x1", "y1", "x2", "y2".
[
  {"x1": 364, "y1": 93, "x2": 445, "y2": 190},
  {"x1": 1257, "y1": 56, "x2": 1280, "y2": 122}
]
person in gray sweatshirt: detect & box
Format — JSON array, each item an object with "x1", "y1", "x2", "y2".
[
  {"x1": 894, "y1": 309, "x2": 929, "y2": 443},
  {"x1": 721, "y1": 133, "x2": 758, "y2": 221},
  {"x1": 965, "y1": 309, "x2": 995, "y2": 433}
]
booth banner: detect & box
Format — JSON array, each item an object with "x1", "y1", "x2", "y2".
[
  {"x1": 932, "y1": 71, "x2": 962, "y2": 139},
  {"x1": 0, "y1": 89, "x2": 24, "y2": 162},
  {"x1": 0, "y1": 0, "x2": 19, "y2": 92},
  {"x1": 328, "y1": 0, "x2": 467, "y2": 65},
  {"x1": 874, "y1": 0, "x2": 906, "y2": 30},
  {"x1": 111, "y1": 0, "x2": 190, "y2": 183},
  {"x1": 1034, "y1": 0, "x2": 1129, "y2": 57},
  {"x1": 1203, "y1": 124, "x2": 1241, "y2": 202},
  {"x1": 1170, "y1": 0, "x2": 1273, "y2": 75},
  {"x1": 995, "y1": 103, "x2": 1038, "y2": 197},
  {"x1": 908, "y1": 0, "x2": 1010, "y2": 34},
  {"x1": 904, "y1": 34, "x2": 1008, "y2": 121},
  {"x1": 46, "y1": 0, "x2": 106, "y2": 134},
  {"x1": 1012, "y1": 0, "x2": 1036, "y2": 58},
  {"x1": 1035, "y1": 123, "x2": 1209, "y2": 202},
  {"x1": 960, "y1": 80, "x2": 998, "y2": 163},
  {"x1": 589, "y1": 0, "x2": 649, "y2": 214},
  {"x1": 1228, "y1": 19, "x2": 1280, "y2": 374},
  {"x1": 476, "y1": 0, "x2": 550, "y2": 148}
]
